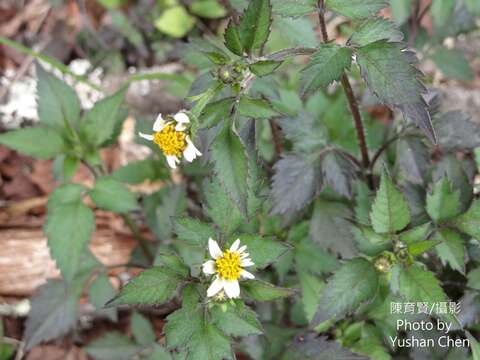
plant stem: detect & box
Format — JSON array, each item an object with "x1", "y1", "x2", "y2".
[{"x1": 317, "y1": 0, "x2": 373, "y2": 188}]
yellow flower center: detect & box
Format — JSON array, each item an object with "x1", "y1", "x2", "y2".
[
  {"x1": 215, "y1": 250, "x2": 242, "y2": 281},
  {"x1": 153, "y1": 123, "x2": 187, "y2": 157}
]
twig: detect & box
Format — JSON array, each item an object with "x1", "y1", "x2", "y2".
[
  {"x1": 317, "y1": 0, "x2": 373, "y2": 188},
  {"x1": 269, "y1": 119, "x2": 284, "y2": 159}
]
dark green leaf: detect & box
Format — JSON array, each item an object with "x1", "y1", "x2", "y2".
[
  {"x1": 200, "y1": 97, "x2": 235, "y2": 128},
  {"x1": 174, "y1": 218, "x2": 216, "y2": 246},
  {"x1": 249, "y1": 60, "x2": 282, "y2": 76},
  {"x1": 107, "y1": 267, "x2": 181, "y2": 306},
  {"x1": 321, "y1": 150, "x2": 358, "y2": 198},
  {"x1": 131, "y1": 312, "x2": 156, "y2": 346},
  {"x1": 433, "y1": 228, "x2": 465, "y2": 273},
  {"x1": 431, "y1": 47, "x2": 473, "y2": 82},
  {"x1": 203, "y1": 51, "x2": 230, "y2": 65},
  {"x1": 144, "y1": 345, "x2": 173, "y2": 360},
  {"x1": 278, "y1": 112, "x2": 328, "y2": 153},
  {"x1": 435, "y1": 111, "x2": 480, "y2": 151},
  {"x1": 318, "y1": 258, "x2": 379, "y2": 321},
  {"x1": 271, "y1": 0, "x2": 316, "y2": 17},
  {"x1": 396, "y1": 137, "x2": 429, "y2": 185},
  {"x1": 326, "y1": 0, "x2": 387, "y2": 18},
  {"x1": 85, "y1": 332, "x2": 140, "y2": 360},
  {"x1": 210, "y1": 301, "x2": 263, "y2": 336},
  {"x1": 236, "y1": 235, "x2": 290, "y2": 269},
  {"x1": 190, "y1": 0, "x2": 227, "y2": 18},
  {"x1": 466, "y1": 331, "x2": 480, "y2": 360},
  {"x1": 356, "y1": 41, "x2": 435, "y2": 143},
  {"x1": 238, "y1": 0, "x2": 272, "y2": 53},
  {"x1": 211, "y1": 122, "x2": 249, "y2": 215},
  {"x1": 238, "y1": 96, "x2": 278, "y2": 118},
  {"x1": 298, "y1": 271, "x2": 324, "y2": 322},
  {"x1": 154, "y1": 252, "x2": 190, "y2": 278},
  {"x1": 426, "y1": 177, "x2": 461, "y2": 223},
  {"x1": 467, "y1": 268, "x2": 480, "y2": 290},
  {"x1": 0, "y1": 126, "x2": 65, "y2": 159},
  {"x1": 36, "y1": 63, "x2": 81, "y2": 129},
  {"x1": 242, "y1": 280, "x2": 295, "y2": 301},
  {"x1": 450, "y1": 200, "x2": 480, "y2": 239},
  {"x1": 301, "y1": 44, "x2": 352, "y2": 94},
  {"x1": 112, "y1": 158, "x2": 168, "y2": 184},
  {"x1": 370, "y1": 170, "x2": 411, "y2": 234},
  {"x1": 350, "y1": 17, "x2": 403, "y2": 46},
  {"x1": 89, "y1": 176, "x2": 137, "y2": 213},
  {"x1": 45, "y1": 184, "x2": 95, "y2": 282},
  {"x1": 188, "y1": 323, "x2": 233, "y2": 360},
  {"x1": 224, "y1": 21, "x2": 244, "y2": 56},
  {"x1": 431, "y1": 0, "x2": 455, "y2": 28},
  {"x1": 88, "y1": 274, "x2": 118, "y2": 322}
]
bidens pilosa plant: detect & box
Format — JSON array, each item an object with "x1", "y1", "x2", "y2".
[{"x1": 1, "y1": 0, "x2": 480, "y2": 359}]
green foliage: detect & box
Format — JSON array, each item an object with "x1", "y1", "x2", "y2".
[
  {"x1": 349, "y1": 18, "x2": 403, "y2": 46},
  {"x1": 431, "y1": 47, "x2": 473, "y2": 82},
  {"x1": 85, "y1": 332, "x2": 141, "y2": 360},
  {"x1": 236, "y1": 234, "x2": 290, "y2": 269},
  {"x1": 242, "y1": 280, "x2": 295, "y2": 301},
  {"x1": 154, "y1": 6, "x2": 196, "y2": 38},
  {"x1": 451, "y1": 200, "x2": 480, "y2": 239},
  {"x1": 426, "y1": 177, "x2": 461, "y2": 223},
  {"x1": 325, "y1": 0, "x2": 388, "y2": 18},
  {"x1": 210, "y1": 301, "x2": 263, "y2": 336},
  {"x1": 89, "y1": 176, "x2": 138, "y2": 213},
  {"x1": 238, "y1": 0, "x2": 272, "y2": 53},
  {"x1": 174, "y1": 218, "x2": 216, "y2": 246}
]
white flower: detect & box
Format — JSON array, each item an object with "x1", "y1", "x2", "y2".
[
  {"x1": 202, "y1": 238, "x2": 255, "y2": 299},
  {"x1": 138, "y1": 111, "x2": 202, "y2": 169}
]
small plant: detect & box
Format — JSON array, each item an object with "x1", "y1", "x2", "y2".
[{"x1": 1, "y1": 0, "x2": 480, "y2": 358}]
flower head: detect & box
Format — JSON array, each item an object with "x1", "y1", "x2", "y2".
[
  {"x1": 202, "y1": 238, "x2": 255, "y2": 299},
  {"x1": 139, "y1": 111, "x2": 201, "y2": 169}
]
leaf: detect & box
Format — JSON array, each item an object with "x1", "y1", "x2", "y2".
[
  {"x1": 321, "y1": 150, "x2": 358, "y2": 199},
  {"x1": 88, "y1": 274, "x2": 118, "y2": 322},
  {"x1": 271, "y1": 153, "x2": 321, "y2": 214},
  {"x1": 174, "y1": 218, "x2": 216, "y2": 247},
  {"x1": 190, "y1": 0, "x2": 227, "y2": 19},
  {"x1": 89, "y1": 177, "x2": 138, "y2": 213},
  {"x1": 466, "y1": 331, "x2": 480, "y2": 360},
  {"x1": 210, "y1": 301, "x2": 263, "y2": 336},
  {"x1": 188, "y1": 323, "x2": 233, "y2": 360},
  {"x1": 450, "y1": 200, "x2": 480, "y2": 239},
  {"x1": 236, "y1": 235, "x2": 290, "y2": 269},
  {"x1": 249, "y1": 60, "x2": 282, "y2": 76},
  {"x1": 354, "y1": 182, "x2": 372, "y2": 225},
  {"x1": 131, "y1": 312, "x2": 156, "y2": 346},
  {"x1": 433, "y1": 229, "x2": 465, "y2": 274},
  {"x1": 467, "y1": 268, "x2": 480, "y2": 290},
  {"x1": 45, "y1": 184, "x2": 95, "y2": 282},
  {"x1": 200, "y1": 97, "x2": 235, "y2": 129},
  {"x1": 112, "y1": 158, "x2": 168, "y2": 184},
  {"x1": 36, "y1": 63, "x2": 81, "y2": 129},
  {"x1": 431, "y1": 47, "x2": 473, "y2": 82},
  {"x1": 435, "y1": 111, "x2": 480, "y2": 151},
  {"x1": 242, "y1": 280, "x2": 295, "y2": 301},
  {"x1": 224, "y1": 21, "x2": 244, "y2": 56},
  {"x1": 278, "y1": 112, "x2": 328, "y2": 153},
  {"x1": 210, "y1": 122, "x2": 250, "y2": 215},
  {"x1": 325, "y1": 0, "x2": 388, "y2": 18},
  {"x1": 154, "y1": 6, "x2": 196, "y2": 38},
  {"x1": 238, "y1": 96, "x2": 278, "y2": 118},
  {"x1": 426, "y1": 177, "x2": 461, "y2": 223},
  {"x1": 370, "y1": 170, "x2": 411, "y2": 234},
  {"x1": 24, "y1": 279, "x2": 82, "y2": 350},
  {"x1": 271, "y1": 0, "x2": 316, "y2": 17},
  {"x1": 144, "y1": 345, "x2": 173, "y2": 360},
  {"x1": 203, "y1": 51, "x2": 230, "y2": 65},
  {"x1": 238, "y1": 0, "x2": 272, "y2": 53},
  {"x1": 0, "y1": 126, "x2": 65, "y2": 159},
  {"x1": 396, "y1": 136, "x2": 429, "y2": 185},
  {"x1": 431, "y1": 0, "x2": 455, "y2": 28},
  {"x1": 154, "y1": 253, "x2": 190, "y2": 278},
  {"x1": 318, "y1": 258, "x2": 379, "y2": 321},
  {"x1": 80, "y1": 88, "x2": 126, "y2": 146},
  {"x1": 350, "y1": 18, "x2": 403, "y2": 46},
  {"x1": 85, "y1": 332, "x2": 140, "y2": 360},
  {"x1": 299, "y1": 271, "x2": 324, "y2": 322},
  {"x1": 310, "y1": 199, "x2": 358, "y2": 258},
  {"x1": 107, "y1": 267, "x2": 181, "y2": 306},
  {"x1": 301, "y1": 44, "x2": 352, "y2": 94},
  {"x1": 356, "y1": 41, "x2": 436, "y2": 143}
]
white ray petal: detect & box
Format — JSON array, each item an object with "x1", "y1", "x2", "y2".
[
  {"x1": 240, "y1": 252, "x2": 250, "y2": 259},
  {"x1": 202, "y1": 260, "x2": 216, "y2": 275},
  {"x1": 166, "y1": 155, "x2": 179, "y2": 169},
  {"x1": 174, "y1": 112, "x2": 190, "y2": 124},
  {"x1": 208, "y1": 238, "x2": 223, "y2": 259},
  {"x1": 139, "y1": 132, "x2": 154, "y2": 141},
  {"x1": 240, "y1": 269, "x2": 255, "y2": 279},
  {"x1": 153, "y1": 114, "x2": 166, "y2": 132},
  {"x1": 207, "y1": 277, "x2": 224, "y2": 297},
  {"x1": 241, "y1": 259, "x2": 255, "y2": 267},
  {"x1": 183, "y1": 142, "x2": 199, "y2": 162},
  {"x1": 224, "y1": 280, "x2": 240, "y2": 298},
  {"x1": 229, "y1": 239, "x2": 241, "y2": 252},
  {"x1": 237, "y1": 245, "x2": 247, "y2": 254}
]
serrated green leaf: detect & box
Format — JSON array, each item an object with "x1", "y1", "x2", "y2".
[
  {"x1": 466, "y1": 331, "x2": 480, "y2": 360},
  {"x1": 399, "y1": 222, "x2": 432, "y2": 244},
  {"x1": 235, "y1": 234, "x2": 290, "y2": 269},
  {"x1": 174, "y1": 218, "x2": 216, "y2": 246},
  {"x1": 278, "y1": 112, "x2": 328, "y2": 153},
  {"x1": 467, "y1": 268, "x2": 480, "y2": 290},
  {"x1": 350, "y1": 18, "x2": 403, "y2": 46},
  {"x1": 108, "y1": 267, "x2": 181, "y2": 306},
  {"x1": 242, "y1": 280, "x2": 295, "y2": 301},
  {"x1": 356, "y1": 40, "x2": 435, "y2": 143},
  {"x1": 80, "y1": 88, "x2": 126, "y2": 146},
  {"x1": 85, "y1": 332, "x2": 140, "y2": 360},
  {"x1": 210, "y1": 301, "x2": 263, "y2": 336},
  {"x1": 426, "y1": 177, "x2": 461, "y2": 223},
  {"x1": 154, "y1": 252, "x2": 190, "y2": 278},
  {"x1": 203, "y1": 51, "x2": 230, "y2": 65},
  {"x1": 211, "y1": 122, "x2": 249, "y2": 215},
  {"x1": 89, "y1": 274, "x2": 118, "y2": 322},
  {"x1": 131, "y1": 312, "x2": 156, "y2": 346},
  {"x1": 431, "y1": 47, "x2": 473, "y2": 82},
  {"x1": 238, "y1": 96, "x2": 278, "y2": 118},
  {"x1": 355, "y1": 181, "x2": 372, "y2": 225},
  {"x1": 271, "y1": 0, "x2": 316, "y2": 17},
  {"x1": 224, "y1": 21, "x2": 244, "y2": 56},
  {"x1": 408, "y1": 240, "x2": 440, "y2": 257},
  {"x1": 435, "y1": 111, "x2": 480, "y2": 151},
  {"x1": 36, "y1": 63, "x2": 81, "y2": 129},
  {"x1": 396, "y1": 136, "x2": 429, "y2": 185},
  {"x1": 111, "y1": 158, "x2": 168, "y2": 184},
  {"x1": 190, "y1": 0, "x2": 227, "y2": 19},
  {"x1": 450, "y1": 200, "x2": 480, "y2": 239},
  {"x1": 321, "y1": 150, "x2": 358, "y2": 199},
  {"x1": 318, "y1": 258, "x2": 379, "y2": 321},
  {"x1": 249, "y1": 60, "x2": 282, "y2": 76},
  {"x1": 433, "y1": 228, "x2": 465, "y2": 273},
  {"x1": 200, "y1": 97, "x2": 235, "y2": 129},
  {"x1": 189, "y1": 323, "x2": 233, "y2": 360},
  {"x1": 299, "y1": 271, "x2": 324, "y2": 322},
  {"x1": 89, "y1": 177, "x2": 137, "y2": 213},
  {"x1": 0, "y1": 126, "x2": 65, "y2": 159},
  {"x1": 238, "y1": 0, "x2": 272, "y2": 53},
  {"x1": 301, "y1": 44, "x2": 352, "y2": 94},
  {"x1": 370, "y1": 170, "x2": 411, "y2": 234},
  {"x1": 154, "y1": 6, "x2": 196, "y2": 38},
  {"x1": 144, "y1": 345, "x2": 173, "y2": 360},
  {"x1": 326, "y1": 0, "x2": 387, "y2": 18},
  {"x1": 45, "y1": 184, "x2": 95, "y2": 282},
  {"x1": 431, "y1": 0, "x2": 455, "y2": 28}
]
